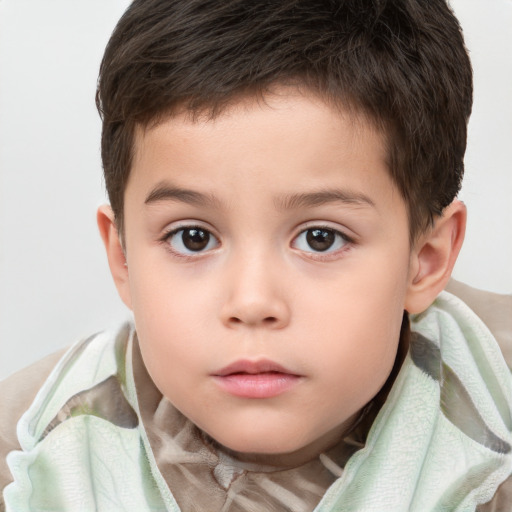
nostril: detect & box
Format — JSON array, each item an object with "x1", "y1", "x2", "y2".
[{"x1": 227, "y1": 316, "x2": 279, "y2": 326}]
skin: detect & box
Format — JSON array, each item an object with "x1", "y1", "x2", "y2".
[{"x1": 98, "y1": 90, "x2": 466, "y2": 467}]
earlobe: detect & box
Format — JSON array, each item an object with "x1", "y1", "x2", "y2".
[
  {"x1": 405, "y1": 200, "x2": 466, "y2": 314},
  {"x1": 97, "y1": 205, "x2": 132, "y2": 310}
]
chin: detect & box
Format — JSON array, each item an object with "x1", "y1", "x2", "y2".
[{"x1": 210, "y1": 425, "x2": 317, "y2": 459}]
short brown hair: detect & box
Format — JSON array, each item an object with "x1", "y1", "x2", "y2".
[{"x1": 96, "y1": 0, "x2": 472, "y2": 239}]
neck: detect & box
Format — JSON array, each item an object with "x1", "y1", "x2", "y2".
[{"x1": 204, "y1": 412, "x2": 360, "y2": 470}]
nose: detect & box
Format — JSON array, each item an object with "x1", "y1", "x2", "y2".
[{"x1": 219, "y1": 252, "x2": 291, "y2": 330}]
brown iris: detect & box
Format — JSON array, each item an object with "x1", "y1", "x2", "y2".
[
  {"x1": 306, "y1": 228, "x2": 335, "y2": 252},
  {"x1": 181, "y1": 228, "x2": 211, "y2": 251}
]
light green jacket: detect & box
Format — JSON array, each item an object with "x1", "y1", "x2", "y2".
[{"x1": 3, "y1": 292, "x2": 512, "y2": 511}]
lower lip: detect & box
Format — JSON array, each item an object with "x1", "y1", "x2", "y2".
[{"x1": 213, "y1": 373, "x2": 301, "y2": 398}]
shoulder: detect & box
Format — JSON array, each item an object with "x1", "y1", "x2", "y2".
[
  {"x1": 0, "y1": 324, "x2": 150, "y2": 511},
  {"x1": 444, "y1": 280, "x2": 512, "y2": 509},
  {"x1": 0, "y1": 349, "x2": 66, "y2": 495},
  {"x1": 0, "y1": 322, "x2": 135, "y2": 500},
  {"x1": 446, "y1": 279, "x2": 512, "y2": 367}
]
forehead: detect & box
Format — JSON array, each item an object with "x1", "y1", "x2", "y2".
[{"x1": 126, "y1": 90, "x2": 400, "y2": 218}]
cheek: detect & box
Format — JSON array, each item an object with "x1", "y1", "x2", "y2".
[
  {"x1": 128, "y1": 270, "x2": 210, "y2": 387},
  {"x1": 306, "y1": 262, "x2": 407, "y2": 392},
  {"x1": 320, "y1": 307, "x2": 401, "y2": 387}
]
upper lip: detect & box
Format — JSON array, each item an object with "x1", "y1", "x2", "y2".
[{"x1": 213, "y1": 359, "x2": 298, "y2": 376}]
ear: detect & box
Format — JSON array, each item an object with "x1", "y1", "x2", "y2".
[
  {"x1": 97, "y1": 205, "x2": 132, "y2": 310},
  {"x1": 405, "y1": 199, "x2": 466, "y2": 314}
]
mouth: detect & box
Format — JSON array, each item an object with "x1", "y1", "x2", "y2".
[{"x1": 212, "y1": 359, "x2": 302, "y2": 399}]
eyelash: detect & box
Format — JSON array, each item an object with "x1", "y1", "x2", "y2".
[
  {"x1": 291, "y1": 225, "x2": 354, "y2": 260},
  {"x1": 159, "y1": 223, "x2": 355, "y2": 260},
  {"x1": 160, "y1": 224, "x2": 220, "y2": 259}
]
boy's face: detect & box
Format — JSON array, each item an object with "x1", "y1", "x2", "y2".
[{"x1": 120, "y1": 91, "x2": 416, "y2": 461}]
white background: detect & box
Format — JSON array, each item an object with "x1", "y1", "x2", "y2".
[{"x1": 1, "y1": 0, "x2": 511, "y2": 380}]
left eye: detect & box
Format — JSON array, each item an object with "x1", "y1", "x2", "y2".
[
  {"x1": 292, "y1": 227, "x2": 349, "y2": 253},
  {"x1": 166, "y1": 227, "x2": 219, "y2": 254}
]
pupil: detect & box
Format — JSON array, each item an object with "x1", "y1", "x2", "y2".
[
  {"x1": 182, "y1": 228, "x2": 209, "y2": 251},
  {"x1": 306, "y1": 229, "x2": 334, "y2": 251}
]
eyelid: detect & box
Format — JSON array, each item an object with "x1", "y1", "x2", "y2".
[
  {"x1": 159, "y1": 221, "x2": 221, "y2": 257},
  {"x1": 292, "y1": 221, "x2": 356, "y2": 243},
  {"x1": 290, "y1": 222, "x2": 355, "y2": 259},
  {"x1": 160, "y1": 220, "x2": 219, "y2": 240}
]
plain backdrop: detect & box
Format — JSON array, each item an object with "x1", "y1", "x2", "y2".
[{"x1": 1, "y1": 0, "x2": 511, "y2": 380}]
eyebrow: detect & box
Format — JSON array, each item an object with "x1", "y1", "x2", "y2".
[
  {"x1": 145, "y1": 183, "x2": 375, "y2": 212},
  {"x1": 275, "y1": 189, "x2": 375, "y2": 211},
  {"x1": 145, "y1": 183, "x2": 220, "y2": 208}
]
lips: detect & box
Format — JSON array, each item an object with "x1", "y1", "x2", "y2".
[
  {"x1": 214, "y1": 359, "x2": 295, "y2": 377},
  {"x1": 212, "y1": 359, "x2": 301, "y2": 399}
]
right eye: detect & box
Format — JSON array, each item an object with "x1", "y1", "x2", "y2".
[{"x1": 166, "y1": 226, "x2": 219, "y2": 255}]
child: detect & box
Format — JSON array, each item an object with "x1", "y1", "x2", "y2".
[{"x1": 1, "y1": 0, "x2": 511, "y2": 510}]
